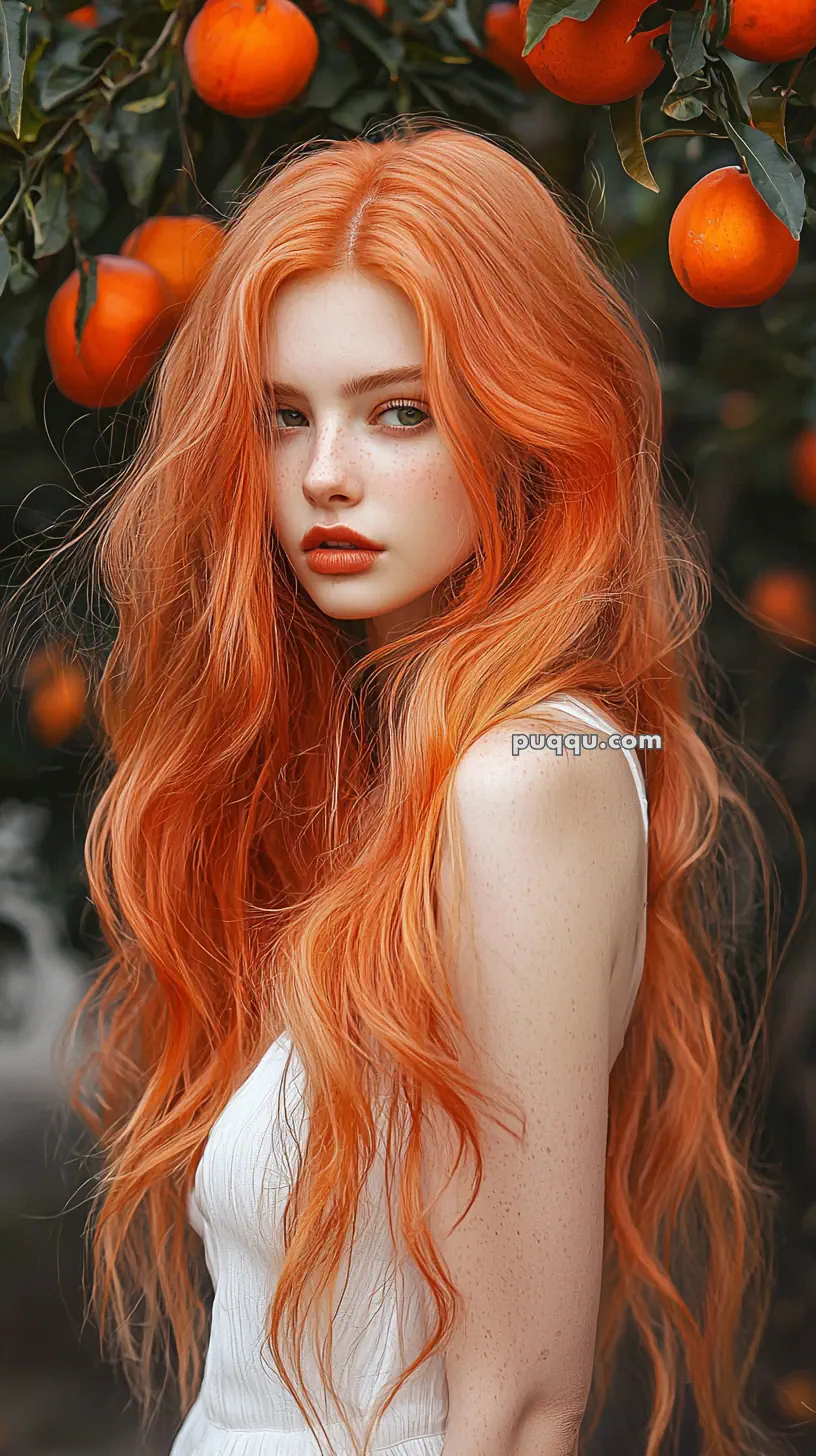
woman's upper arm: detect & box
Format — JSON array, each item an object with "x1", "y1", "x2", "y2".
[{"x1": 426, "y1": 718, "x2": 645, "y2": 1443}]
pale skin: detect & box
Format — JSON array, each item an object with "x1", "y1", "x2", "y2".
[{"x1": 266, "y1": 269, "x2": 647, "y2": 1456}]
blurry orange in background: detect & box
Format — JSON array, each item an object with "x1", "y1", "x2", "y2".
[
  {"x1": 23, "y1": 644, "x2": 88, "y2": 747},
  {"x1": 774, "y1": 1369, "x2": 816, "y2": 1424},
  {"x1": 790, "y1": 427, "x2": 816, "y2": 506},
  {"x1": 746, "y1": 567, "x2": 816, "y2": 647},
  {"x1": 718, "y1": 390, "x2": 759, "y2": 430},
  {"x1": 474, "y1": 3, "x2": 538, "y2": 91},
  {"x1": 65, "y1": 3, "x2": 99, "y2": 26}
]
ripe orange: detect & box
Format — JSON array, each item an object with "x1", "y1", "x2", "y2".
[
  {"x1": 45, "y1": 255, "x2": 176, "y2": 408},
  {"x1": 473, "y1": 3, "x2": 538, "y2": 91},
  {"x1": 722, "y1": 0, "x2": 816, "y2": 63},
  {"x1": 790, "y1": 428, "x2": 816, "y2": 506},
  {"x1": 350, "y1": 0, "x2": 387, "y2": 15},
  {"x1": 25, "y1": 646, "x2": 88, "y2": 747},
  {"x1": 668, "y1": 167, "x2": 799, "y2": 308},
  {"x1": 65, "y1": 4, "x2": 99, "y2": 25},
  {"x1": 518, "y1": 0, "x2": 669, "y2": 105},
  {"x1": 746, "y1": 567, "x2": 816, "y2": 647},
  {"x1": 120, "y1": 215, "x2": 224, "y2": 323},
  {"x1": 184, "y1": 0, "x2": 319, "y2": 118}
]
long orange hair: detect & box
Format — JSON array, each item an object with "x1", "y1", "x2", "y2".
[{"x1": 7, "y1": 118, "x2": 805, "y2": 1456}]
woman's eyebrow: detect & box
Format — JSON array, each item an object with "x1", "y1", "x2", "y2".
[{"x1": 265, "y1": 366, "x2": 425, "y2": 400}]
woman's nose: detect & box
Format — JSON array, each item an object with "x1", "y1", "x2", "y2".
[{"x1": 302, "y1": 427, "x2": 362, "y2": 503}]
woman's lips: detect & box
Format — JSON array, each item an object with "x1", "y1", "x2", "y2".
[{"x1": 304, "y1": 545, "x2": 384, "y2": 575}]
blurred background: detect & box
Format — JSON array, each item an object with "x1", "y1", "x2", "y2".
[{"x1": 0, "y1": 1, "x2": 815, "y2": 1452}]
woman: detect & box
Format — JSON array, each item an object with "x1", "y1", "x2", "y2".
[{"x1": 18, "y1": 119, "x2": 800, "y2": 1456}]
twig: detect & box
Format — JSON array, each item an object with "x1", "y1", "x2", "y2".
[
  {"x1": 0, "y1": 3, "x2": 188, "y2": 234},
  {"x1": 0, "y1": 115, "x2": 79, "y2": 229},
  {"x1": 781, "y1": 56, "x2": 806, "y2": 103},
  {"x1": 103, "y1": 6, "x2": 182, "y2": 102}
]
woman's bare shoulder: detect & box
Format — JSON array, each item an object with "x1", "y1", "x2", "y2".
[{"x1": 452, "y1": 697, "x2": 642, "y2": 834}]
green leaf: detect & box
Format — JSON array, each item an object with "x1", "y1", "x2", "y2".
[
  {"x1": 719, "y1": 50, "x2": 773, "y2": 109},
  {"x1": 69, "y1": 139, "x2": 108, "y2": 240},
  {"x1": 38, "y1": 61, "x2": 96, "y2": 111},
  {"x1": 708, "y1": 50, "x2": 750, "y2": 123},
  {"x1": 329, "y1": 85, "x2": 391, "y2": 129},
  {"x1": 27, "y1": 169, "x2": 70, "y2": 258},
  {"x1": 709, "y1": 0, "x2": 731, "y2": 46},
  {"x1": 661, "y1": 70, "x2": 708, "y2": 120},
  {"x1": 462, "y1": 0, "x2": 490, "y2": 45},
  {"x1": 301, "y1": 33, "x2": 361, "y2": 109},
  {"x1": 113, "y1": 103, "x2": 173, "y2": 207},
  {"x1": 669, "y1": 10, "x2": 706, "y2": 79},
  {"x1": 81, "y1": 105, "x2": 118, "y2": 161},
  {"x1": 0, "y1": 163, "x2": 20, "y2": 215},
  {"x1": 522, "y1": 0, "x2": 602, "y2": 55},
  {"x1": 439, "y1": 63, "x2": 523, "y2": 121},
  {"x1": 412, "y1": 73, "x2": 449, "y2": 110},
  {"x1": 630, "y1": 2, "x2": 672, "y2": 35},
  {"x1": 75, "y1": 252, "x2": 97, "y2": 349},
  {"x1": 723, "y1": 119, "x2": 806, "y2": 238},
  {"x1": 0, "y1": 1, "x2": 30, "y2": 139},
  {"x1": 748, "y1": 93, "x2": 787, "y2": 149},
  {"x1": 328, "y1": 0, "x2": 405, "y2": 78},
  {"x1": 609, "y1": 93, "x2": 659, "y2": 192},
  {"x1": 7, "y1": 239, "x2": 36, "y2": 294},
  {"x1": 446, "y1": 0, "x2": 484, "y2": 49},
  {"x1": 0, "y1": 231, "x2": 10, "y2": 297},
  {"x1": 121, "y1": 81, "x2": 174, "y2": 114}
]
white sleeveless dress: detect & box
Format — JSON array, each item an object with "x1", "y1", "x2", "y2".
[{"x1": 170, "y1": 694, "x2": 649, "y2": 1456}]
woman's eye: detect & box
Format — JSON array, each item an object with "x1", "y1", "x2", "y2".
[
  {"x1": 377, "y1": 403, "x2": 431, "y2": 430},
  {"x1": 273, "y1": 402, "x2": 431, "y2": 431},
  {"x1": 275, "y1": 407, "x2": 307, "y2": 428}
]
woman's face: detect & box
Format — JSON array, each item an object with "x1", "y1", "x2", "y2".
[{"x1": 266, "y1": 268, "x2": 478, "y2": 648}]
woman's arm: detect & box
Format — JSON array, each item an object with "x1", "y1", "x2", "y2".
[{"x1": 429, "y1": 718, "x2": 646, "y2": 1456}]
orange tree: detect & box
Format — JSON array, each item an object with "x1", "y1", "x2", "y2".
[
  {"x1": 2, "y1": 3, "x2": 816, "y2": 1448},
  {"x1": 0, "y1": 1, "x2": 815, "y2": 397}
]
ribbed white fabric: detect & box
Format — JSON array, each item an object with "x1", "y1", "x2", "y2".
[{"x1": 171, "y1": 694, "x2": 649, "y2": 1456}]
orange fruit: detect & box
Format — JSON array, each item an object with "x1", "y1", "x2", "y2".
[
  {"x1": 184, "y1": 0, "x2": 319, "y2": 118},
  {"x1": 746, "y1": 567, "x2": 816, "y2": 646},
  {"x1": 517, "y1": 0, "x2": 669, "y2": 105},
  {"x1": 790, "y1": 428, "x2": 816, "y2": 506},
  {"x1": 25, "y1": 646, "x2": 88, "y2": 747},
  {"x1": 775, "y1": 1371, "x2": 816, "y2": 1423},
  {"x1": 45, "y1": 255, "x2": 176, "y2": 408},
  {"x1": 472, "y1": 3, "x2": 538, "y2": 90},
  {"x1": 120, "y1": 215, "x2": 224, "y2": 323},
  {"x1": 65, "y1": 4, "x2": 99, "y2": 25},
  {"x1": 721, "y1": 0, "x2": 816, "y2": 62},
  {"x1": 718, "y1": 389, "x2": 758, "y2": 429},
  {"x1": 668, "y1": 166, "x2": 799, "y2": 307},
  {"x1": 350, "y1": 0, "x2": 387, "y2": 14}
]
